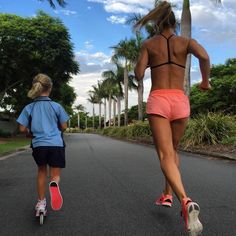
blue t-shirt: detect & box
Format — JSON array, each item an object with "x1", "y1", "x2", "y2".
[{"x1": 17, "y1": 96, "x2": 69, "y2": 148}]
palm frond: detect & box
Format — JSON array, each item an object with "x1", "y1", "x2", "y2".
[{"x1": 39, "y1": 0, "x2": 66, "y2": 9}]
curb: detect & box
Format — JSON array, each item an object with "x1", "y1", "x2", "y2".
[{"x1": 181, "y1": 149, "x2": 236, "y2": 161}]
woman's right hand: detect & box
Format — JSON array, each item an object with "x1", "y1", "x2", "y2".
[{"x1": 198, "y1": 81, "x2": 211, "y2": 91}]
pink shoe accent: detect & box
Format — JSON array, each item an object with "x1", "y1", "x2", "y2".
[
  {"x1": 49, "y1": 181, "x2": 63, "y2": 211},
  {"x1": 155, "y1": 193, "x2": 173, "y2": 207}
]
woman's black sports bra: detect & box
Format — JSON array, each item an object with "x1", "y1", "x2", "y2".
[{"x1": 150, "y1": 34, "x2": 186, "y2": 70}]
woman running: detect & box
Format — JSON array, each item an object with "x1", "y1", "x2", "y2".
[
  {"x1": 134, "y1": 1, "x2": 210, "y2": 235},
  {"x1": 17, "y1": 73, "x2": 69, "y2": 216}
]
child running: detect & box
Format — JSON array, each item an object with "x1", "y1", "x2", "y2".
[
  {"x1": 17, "y1": 73, "x2": 69, "y2": 216},
  {"x1": 134, "y1": 1, "x2": 210, "y2": 235}
]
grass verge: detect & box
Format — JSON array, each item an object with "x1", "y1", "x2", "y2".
[{"x1": 0, "y1": 138, "x2": 30, "y2": 156}]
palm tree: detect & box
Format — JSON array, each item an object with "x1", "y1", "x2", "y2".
[
  {"x1": 111, "y1": 39, "x2": 138, "y2": 125},
  {"x1": 39, "y1": 0, "x2": 67, "y2": 8},
  {"x1": 87, "y1": 93, "x2": 99, "y2": 130},
  {"x1": 91, "y1": 82, "x2": 104, "y2": 129},
  {"x1": 181, "y1": 0, "x2": 221, "y2": 95},
  {"x1": 100, "y1": 76, "x2": 115, "y2": 127},
  {"x1": 74, "y1": 104, "x2": 85, "y2": 129}
]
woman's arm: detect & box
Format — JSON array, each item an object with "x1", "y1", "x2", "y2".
[
  {"x1": 134, "y1": 43, "x2": 149, "y2": 80},
  {"x1": 188, "y1": 39, "x2": 211, "y2": 90}
]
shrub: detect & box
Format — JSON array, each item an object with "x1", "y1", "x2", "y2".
[
  {"x1": 0, "y1": 129, "x2": 12, "y2": 138},
  {"x1": 181, "y1": 113, "x2": 235, "y2": 148}
]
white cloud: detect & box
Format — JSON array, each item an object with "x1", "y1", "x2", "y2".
[
  {"x1": 54, "y1": 9, "x2": 77, "y2": 16},
  {"x1": 84, "y1": 41, "x2": 94, "y2": 50},
  {"x1": 107, "y1": 15, "x2": 127, "y2": 24}
]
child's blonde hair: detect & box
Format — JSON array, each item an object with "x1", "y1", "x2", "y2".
[
  {"x1": 134, "y1": 1, "x2": 176, "y2": 33},
  {"x1": 28, "y1": 73, "x2": 53, "y2": 99}
]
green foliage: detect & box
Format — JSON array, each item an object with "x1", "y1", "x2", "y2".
[
  {"x1": 190, "y1": 58, "x2": 236, "y2": 115},
  {"x1": 101, "y1": 121, "x2": 152, "y2": 142},
  {"x1": 0, "y1": 129, "x2": 12, "y2": 138},
  {"x1": 0, "y1": 12, "x2": 79, "y2": 113},
  {"x1": 128, "y1": 102, "x2": 147, "y2": 121},
  {"x1": 84, "y1": 128, "x2": 95, "y2": 133},
  {"x1": 181, "y1": 113, "x2": 235, "y2": 147}
]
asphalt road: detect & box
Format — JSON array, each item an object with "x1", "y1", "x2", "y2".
[{"x1": 0, "y1": 133, "x2": 235, "y2": 236}]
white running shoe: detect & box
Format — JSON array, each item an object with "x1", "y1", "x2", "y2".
[{"x1": 35, "y1": 199, "x2": 47, "y2": 217}]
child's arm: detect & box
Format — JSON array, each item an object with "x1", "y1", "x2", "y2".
[
  {"x1": 19, "y1": 124, "x2": 28, "y2": 133},
  {"x1": 60, "y1": 122, "x2": 68, "y2": 131}
]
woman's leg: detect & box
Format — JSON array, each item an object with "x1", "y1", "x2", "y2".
[
  {"x1": 149, "y1": 115, "x2": 187, "y2": 202},
  {"x1": 37, "y1": 165, "x2": 47, "y2": 200},
  {"x1": 163, "y1": 118, "x2": 188, "y2": 196}
]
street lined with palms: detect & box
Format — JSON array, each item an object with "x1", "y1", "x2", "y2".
[{"x1": 0, "y1": 134, "x2": 235, "y2": 236}]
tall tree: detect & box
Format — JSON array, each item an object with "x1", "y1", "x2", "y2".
[
  {"x1": 190, "y1": 58, "x2": 236, "y2": 115},
  {"x1": 74, "y1": 104, "x2": 85, "y2": 129},
  {"x1": 90, "y1": 82, "x2": 104, "y2": 129},
  {"x1": 87, "y1": 93, "x2": 99, "y2": 130},
  {"x1": 111, "y1": 39, "x2": 138, "y2": 125},
  {"x1": 0, "y1": 12, "x2": 79, "y2": 113}
]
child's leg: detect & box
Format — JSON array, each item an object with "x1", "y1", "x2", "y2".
[
  {"x1": 37, "y1": 165, "x2": 47, "y2": 200},
  {"x1": 49, "y1": 167, "x2": 63, "y2": 210},
  {"x1": 49, "y1": 167, "x2": 61, "y2": 183}
]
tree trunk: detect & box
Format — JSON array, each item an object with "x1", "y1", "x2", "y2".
[
  {"x1": 117, "y1": 96, "x2": 121, "y2": 127},
  {"x1": 113, "y1": 99, "x2": 116, "y2": 126},
  {"x1": 181, "y1": 0, "x2": 192, "y2": 96},
  {"x1": 85, "y1": 116, "x2": 88, "y2": 129},
  {"x1": 99, "y1": 102, "x2": 102, "y2": 129},
  {"x1": 124, "y1": 65, "x2": 129, "y2": 125},
  {"x1": 77, "y1": 113, "x2": 80, "y2": 129},
  {"x1": 108, "y1": 94, "x2": 112, "y2": 127},
  {"x1": 104, "y1": 99, "x2": 107, "y2": 128},
  {"x1": 92, "y1": 103, "x2": 95, "y2": 130},
  {"x1": 138, "y1": 80, "x2": 144, "y2": 121}
]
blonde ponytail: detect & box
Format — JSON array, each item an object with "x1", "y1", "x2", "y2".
[
  {"x1": 134, "y1": 1, "x2": 176, "y2": 33},
  {"x1": 28, "y1": 73, "x2": 53, "y2": 99}
]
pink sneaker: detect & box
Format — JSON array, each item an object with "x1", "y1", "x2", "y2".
[
  {"x1": 181, "y1": 197, "x2": 203, "y2": 235},
  {"x1": 49, "y1": 181, "x2": 63, "y2": 211},
  {"x1": 155, "y1": 193, "x2": 173, "y2": 207}
]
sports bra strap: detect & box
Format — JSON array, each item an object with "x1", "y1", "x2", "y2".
[{"x1": 150, "y1": 34, "x2": 185, "y2": 69}]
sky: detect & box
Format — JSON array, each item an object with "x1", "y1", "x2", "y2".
[{"x1": 0, "y1": 0, "x2": 236, "y2": 115}]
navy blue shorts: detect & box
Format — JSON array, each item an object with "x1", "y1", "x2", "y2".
[{"x1": 32, "y1": 146, "x2": 65, "y2": 168}]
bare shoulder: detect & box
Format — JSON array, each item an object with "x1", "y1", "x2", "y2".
[{"x1": 174, "y1": 35, "x2": 190, "y2": 44}]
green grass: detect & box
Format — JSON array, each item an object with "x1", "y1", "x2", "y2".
[{"x1": 0, "y1": 138, "x2": 30, "y2": 156}]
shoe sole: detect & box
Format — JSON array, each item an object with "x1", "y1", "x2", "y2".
[
  {"x1": 49, "y1": 181, "x2": 63, "y2": 211},
  {"x1": 156, "y1": 202, "x2": 172, "y2": 207},
  {"x1": 187, "y1": 203, "x2": 203, "y2": 236}
]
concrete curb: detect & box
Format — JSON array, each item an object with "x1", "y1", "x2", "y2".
[{"x1": 181, "y1": 149, "x2": 236, "y2": 161}]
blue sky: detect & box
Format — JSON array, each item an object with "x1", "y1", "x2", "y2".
[{"x1": 1, "y1": 0, "x2": 236, "y2": 114}]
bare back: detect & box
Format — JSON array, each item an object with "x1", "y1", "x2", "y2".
[{"x1": 145, "y1": 34, "x2": 189, "y2": 90}]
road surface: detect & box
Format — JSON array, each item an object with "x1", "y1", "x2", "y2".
[{"x1": 0, "y1": 133, "x2": 235, "y2": 236}]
